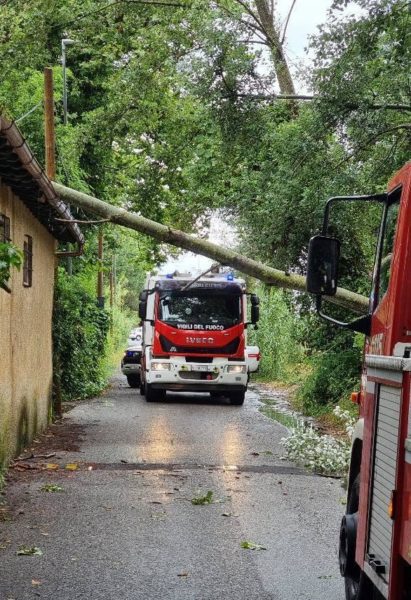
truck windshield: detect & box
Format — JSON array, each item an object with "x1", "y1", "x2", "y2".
[{"x1": 158, "y1": 291, "x2": 241, "y2": 330}]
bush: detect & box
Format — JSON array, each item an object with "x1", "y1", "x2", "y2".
[
  {"x1": 248, "y1": 286, "x2": 302, "y2": 381},
  {"x1": 297, "y1": 343, "x2": 362, "y2": 412},
  {"x1": 53, "y1": 268, "x2": 110, "y2": 401}
]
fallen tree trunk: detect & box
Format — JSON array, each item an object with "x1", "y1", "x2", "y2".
[{"x1": 53, "y1": 182, "x2": 369, "y2": 314}]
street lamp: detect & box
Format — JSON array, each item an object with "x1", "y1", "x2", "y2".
[{"x1": 61, "y1": 38, "x2": 76, "y2": 125}]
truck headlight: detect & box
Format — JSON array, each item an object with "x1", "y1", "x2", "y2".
[
  {"x1": 151, "y1": 362, "x2": 171, "y2": 371},
  {"x1": 227, "y1": 365, "x2": 246, "y2": 374}
]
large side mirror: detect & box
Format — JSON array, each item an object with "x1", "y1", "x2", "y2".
[
  {"x1": 251, "y1": 304, "x2": 260, "y2": 325},
  {"x1": 250, "y1": 294, "x2": 259, "y2": 306},
  {"x1": 138, "y1": 301, "x2": 146, "y2": 321},
  {"x1": 138, "y1": 290, "x2": 148, "y2": 321},
  {"x1": 306, "y1": 235, "x2": 340, "y2": 296}
]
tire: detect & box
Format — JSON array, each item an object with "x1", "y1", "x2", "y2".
[
  {"x1": 140, "y1": 379, "x2": 146, "y2": 396},
  {"x1": 146, "y1": 384, "x2": 166, "y2": 403},
  {"x1": 229, "y1": 391, "x2": 245, "y2": 406},
  {"x1": 127, "y1": 375, "x2": 140, "y2": 388},
  {"x1": 340, "y1": 475, "x2": 374, "y2": 600}
]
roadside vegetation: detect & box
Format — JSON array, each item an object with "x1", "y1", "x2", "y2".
[{"x1": 0, "y1": 0, "x2": 409, "y2": 412}]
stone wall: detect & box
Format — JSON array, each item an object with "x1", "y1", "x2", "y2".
[{"x1": 0, "y1": 182, "x2": 56, "y2": 466}]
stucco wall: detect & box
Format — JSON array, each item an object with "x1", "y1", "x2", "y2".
[{"x1": 0, "y1": 181, "x2": 56, "y2": 466}]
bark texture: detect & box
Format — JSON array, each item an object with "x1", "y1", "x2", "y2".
[
  {"x1": 254, "y1": 0, "x2": 296, "y2": 96},
  {"x1": 53, "y1": 181, "x2": 369, "y2": 314}
]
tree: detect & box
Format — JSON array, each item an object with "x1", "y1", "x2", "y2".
[{"x1": 53, "y1": 180, "x2": 369, "y2": 314}]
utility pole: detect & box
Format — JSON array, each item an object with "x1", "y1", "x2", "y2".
[
  {"x1": 44, "y1": 67, "x2": 62, "y2": 419},
  {"x1": 97, "y1": 230, "x2": 105, "y2": 308}
]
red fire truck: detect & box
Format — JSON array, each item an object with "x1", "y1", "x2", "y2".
[
  {"x1": 307, "y1": 162, "x2": 411, "y2": 599},
  {"x1": 138, "y1": 270, "x2": 259, "y2": 404}
]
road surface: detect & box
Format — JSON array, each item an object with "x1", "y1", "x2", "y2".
[{"x1": 0, "y1": 376, "x2": 345, "y2": 600}]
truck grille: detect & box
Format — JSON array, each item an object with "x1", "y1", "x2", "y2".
[
  {"x1": 160, "y1": 335, "x2": 240, "y2": 355},
  {"x1": 178, "y1": 371, "x2": 219, "y2": 381}
]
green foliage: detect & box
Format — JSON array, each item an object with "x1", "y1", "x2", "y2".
[
  {"x1": 0, "y1": 242, "x2": 23, "y2": 287},
  {"x1": 1, "y1": 0, "x2": 408, "y2": 418},
  {"x1": 248, "y1": 286, "x2": 303, "y2": 382},
  {"x1": 191, "y1": 490, "x2": 214, "y2": 505},
  {"x1": 53, "y1": 268, "x2": 109, "y2": 401},
  {"x1": 297, "y1": 342, "x2": 362, "y2": 413}
]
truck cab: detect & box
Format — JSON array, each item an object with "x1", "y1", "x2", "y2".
[{"x1": 138, "y1": 271, "x2": 259, "y2": 405}]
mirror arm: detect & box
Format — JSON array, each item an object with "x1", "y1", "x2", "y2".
[
  {"x1": 315, "y1": 296, "x2": 371, "y2": 336},
  {"x1": 322, "y1": 193, "x2": 387, "y2": 234}
]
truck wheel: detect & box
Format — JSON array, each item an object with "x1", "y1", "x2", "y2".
[
  {"x1": 229, "y1": 391, "x2": 245, "y2": 406},
  {"x1": 340, "y1": 475, "x2": 373, "y2": 600},
  {"x1": 140, "y1": 380, "x2": 146, "y2": 396},
  {"x1": 127, "y1": 375, "x2": 140, "y2": 388},
  {"x1": 146, "y1": 384, "x2": 166, "y2": 402}
]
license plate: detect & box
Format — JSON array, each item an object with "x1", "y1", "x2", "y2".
[{"x1": 196, "y1": 365, "x2": 211, "y2": 372}]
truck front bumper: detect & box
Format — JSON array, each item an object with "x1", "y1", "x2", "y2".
[{"x1": 145, "y1": 358, "x2": 247, "y2": 392}]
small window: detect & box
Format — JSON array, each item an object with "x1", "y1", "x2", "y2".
[
  {"x1": 23, "y1": 235, "x2": 33, "y2": 287},
  {"x1": 0, "y1": 214, "x2": 11, "y2": 242}
]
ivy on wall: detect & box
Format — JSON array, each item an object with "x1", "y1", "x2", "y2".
[{"x1": 52, "y1": 268, "x2": 109, "y2": 402}]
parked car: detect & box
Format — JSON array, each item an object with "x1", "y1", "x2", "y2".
[
  {"x1": 127, "y1": 326, "x2": 142, "y2": 346},
  {"x1": 245, "y1": 345, "x2": 261, "y2": 374},
  {"x1": 121, "y1": 341, "x2": 142, "y2": 388}
]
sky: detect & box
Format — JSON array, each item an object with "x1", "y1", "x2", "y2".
[{"x1": 161, "y1": 0, "x2": 336, "y2": 276}]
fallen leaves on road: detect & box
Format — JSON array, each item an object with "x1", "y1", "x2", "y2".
[
  {"x1": 191, "y1": 491, "x2": 213, "y2": 505},
  {"x1": 191, "y1": 491, "x2": 229, "y2": 505},
  {"x1": 17, "y1": 546, "x2": 43, "y2": 556},
  {"x1": 240, "y1": 541, "x2": 267, "y2": 551},
  {"x1": 45, "y1": 463, "x2": 59, "y2": 471},
  {"x1": 41, "y1": 484, "x2": 63, "y2": 493},
  {"x1": 151, "y1": 512, "x2": 167, "y2": 520},
  {"x1": 65, "y1": 463, "x2": 78, "y2": 471}
]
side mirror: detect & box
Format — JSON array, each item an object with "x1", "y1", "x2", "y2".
[
  {"x1": 306, "y1": 235, "x2": 340, "y2": 296},
  {"x1": 250, "y1": 294, "x2": 259, "y2": 306},
  {"x1": 251, "y1": 304, "x2": 260, "y2": 325},
  {"x1": 138, "y1": 301, "x2": 146, "y2": 321},
  {"x1": 138, "y1": 290, "x2": 148, "y2": 321}
]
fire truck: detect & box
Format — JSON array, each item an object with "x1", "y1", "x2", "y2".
[
  {"x1": 306, "y1": 162, "x2": 411, "y2": 600},
  {"x1": 138, "y1": 270, "x2": 259, "y2": 405}
]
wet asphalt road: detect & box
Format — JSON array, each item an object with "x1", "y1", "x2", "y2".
[{"x1": 0, "y1": 376, "x2": 345, "y2": 600}]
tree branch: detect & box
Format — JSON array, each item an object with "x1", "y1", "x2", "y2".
[
  {"x1": 280, "y1": 0, "x2": 297, "y2": 45},
  {"x1": 225, "y1": 92, "x2": 411, "y2": 111},
  {"x1": 334, "y1": 123, "x2": 411, "y2": 169},
  {"x1": 52, "y1": 181, "x2": 369, "y2": 314}
]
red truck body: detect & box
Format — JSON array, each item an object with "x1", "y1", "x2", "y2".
[
  {"x1": 307, "y1": 162, "x2": 411, "y2": 599},
  {"x1": 355, "y1": 163, "x2": 411, "y2": 599}
]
